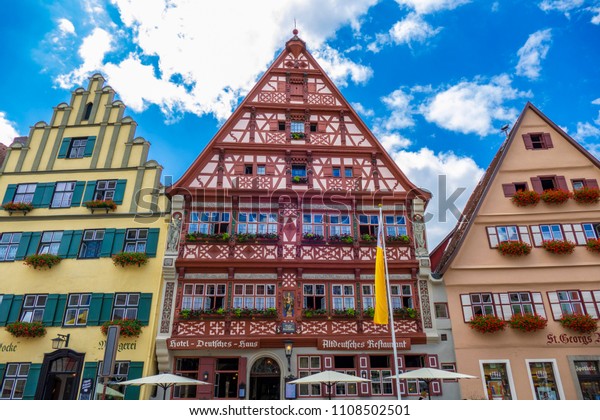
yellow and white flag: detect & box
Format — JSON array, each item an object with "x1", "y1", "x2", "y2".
[{"x1": 374, "y1": 216, "x2": 389, "y2": 325}]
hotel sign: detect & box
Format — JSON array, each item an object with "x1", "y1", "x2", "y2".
[
  {"x1": 546, "y1": 333, "x2": 600, "y2": 346},
  {"x1": 167, "y1": 338, "x2": 260, "y2": 350},
  {"x1": 318, "y1": 338, "x2": 411, "y2": 351}
]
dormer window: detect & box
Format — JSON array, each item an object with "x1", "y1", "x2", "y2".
[
  {"x1": 523, "y1": 132, "x2": 553, "y2": 150},
  {"x1": 82, "y1": 102, "x2": 93, "y2": 120}
]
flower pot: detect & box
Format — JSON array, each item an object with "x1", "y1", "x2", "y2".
[
  {"x1": 559, "y1": 314, "x2": 598, "y2": 334},
  {"x1": 497, "y1": 241, "x2": 532, "y2": 257},
  {"x1": 469, "y1": 315, "x2": 506, "y2": 334},
  {"x1": 542, "y1": 240, "x2": 575, "y2": 255}
]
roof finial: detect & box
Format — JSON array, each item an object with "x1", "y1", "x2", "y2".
[{"x1": 293, "y1": 18, "x2": 298, "y2": 36}]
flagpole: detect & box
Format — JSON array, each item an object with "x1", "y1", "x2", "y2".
[{"x1": 379, "y1": 205, "x2": 402, "y2": 400}]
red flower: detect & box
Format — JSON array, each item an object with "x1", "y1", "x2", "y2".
[
  {"x1": 5, "y1": 321, "x2": 46, "y2": 338},
  {"x1": 508, "y1": 313, "x2": 547, "y2": 332},
  {"x1": 497, "y1": 241, "x2": 532, "y2": 256},
  {"x1": 572, "y1": 187, "x2": 600, "y2": 204},
  {"x1": 101, "y1": 319, "x2": 143, "y2": 337},
  {"x1": 542, "y1": 240, "x2": 576, "y2": 255},
  {"x1": 511, "y1": 190, "x2": 540, "y2": 207},
  {"x1": 469, "y1": 315, "x2": 507, "y2": 334},
  {"x1": 540, "y1": 189, "x2": 572, "y2": 204},
  {"x1": 112, "y1": 252, "x2": 148, "y2": 267},
  {"x1": 586, "y1": 239, "x2": 600, "y2": 254},
  {"x1": 559, "y1": 314, "x2": 598, "y2": 334}
]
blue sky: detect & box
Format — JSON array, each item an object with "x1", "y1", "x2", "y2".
[{"x1": 1, "y1": 0, "x2": 599, "y2": 248}]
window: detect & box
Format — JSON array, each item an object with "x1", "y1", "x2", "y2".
[
  {"x1": 329, "y1": 214, "x2": 351, "y2": 236},
  {"x1": 362, "y1": 285, "x2": 375, "y2": 309},
  {"x1": 523, "y1": 132, "x2": 552, "y2": 150},
  {"x1": 257, "y1": 165, "x2": 266, "y2": 175},
  {"x1": 540, "y1": 177, "x2": 556, "y2": 191},
  {"x1": 244, "y1": 165, "x2": 253, "y2": 175},
  {"x1": 344, "y1": 168, "x2": 353, "y2": 177},
  {"x1": 64, "y1": 293, "x2": 91, "y2": 326},
  {"x1": 302, "y1": 213, "x2": 324, "y2": 236},
  {"x1": 385, "y1": 215, "x2": 407, "y2": 237},
  {"x1": 540, "y1": 224, "x2": 563, "y2": 241},
  {"x1": 82, "y1": 102, "x2": 93, "y2": 120},
  {"x1": 310, "y1": 123, "x2": 317, "y2": 132},
  {"x1": 557, "y1": 290, "x2": 584, "y2": 315},
  {"x1": 94, "y1": 180, "x2": 117, "y2": 201},
  {"x1": 124, "y1": 229, "x2": 148, "y2": 253},
  {"x1": 214, "y1": 358, "x2": 239, "y2": 399},
  {"x1": 434, "y1": 303, "x2": 449, "y2": 318},
  {"x1": 334, "y1": 356, "x2": 357, "y2": 396},
  {"x1": 233, "y1": 284, "x2": 276, "y2": 309},
  {"x1": 13, "y1": 184, "x2": 36, "y2": 204},
  {"x1": 112, "y1": 293, "x2": 139, "y2": 320},
  {"x1": 237, "y1": 212, "x2": 277, "y2": 234},
  {"x1": 78, "y1": 229, "x2": 104, "y2": 259},
  {"x1": 182, "y1": 283, "x2": 226, "y2": 311},
  {"x1": 38, "y1": 231, "x2": 63, "y2": 255},
  {"x1": 488, "y1": 225, "x2": 520, "y2": 244},
  {"x1": 468, "y1": 293, "x2": 495, "y2": 317},
  {"x1": 332, "y1": 167, "x2": 341, "y2": 177},
  {"x1": 571, "y1": 179, "x2": 599, "y2": 190},
  {"x1": 303, "y1": 284, "x2": 325, "y2": 310},
  {"x1": 51, "y1": 181, "x2": 75, "y2": 208},
  {"x1": 291, "y1": 165, "x2": 306, "y2": 177},
  {"x1": 332, "y1": 284, "x2": 355, "y2": 310},
  {"x1": 530, "y1": 134, "x2": 545, "y2": 149},
  {"x1": 298, "y1": 356, "x2": 321, "y2": 396},
  {"x1": 527, "y1": 360, "x2": 562, "y2": 400},
  {"x1": 0, "y1": 363, "x2": 30, "y2": 399},
  {"x1": 481, "y1": 361, "x2": 514, "y2": 400},
  {"x1": 291, "y1": 121, "x2": 304, "y2": 133},
  {"x1": 189, "y1": 212, "x2": 230, "y2": 235},
  {"x1": 441, "y1": 363, "x2": 457, "y2": 382},
  {"x1": 391, "y1": 284, "x2": 413, "y2": 309},
  {"x1": 509, "y1": 292, "x2": 534, "y2": 315},
  {"x1": 583, "y1": 223, "x2": 600, "y2": 240},
  {"x1": 20, "y1": 294, "x2": 47, "y2": 322},
  {"x1": 0, "y1": 233, "x2": 21, "y2": 262},
  {"x1": 173, "y1": 358, "x2": 200, "y2": 399},
  {"x1": 68, "y1": 138, "x2": 88, "y2": 159},
  {"x1": 370, "y1": 356, "x2": 392, "y2": 395},
  {"x1": 278, "y1": 122, "x2": 285, "y2": 131},
  {"x1": 359, "y1": 215, "x2": 379, "y2": 237},
  {"x1": 514, "y1": 183, "x2": 527, "y2": 192},
  {"x1": 573, "y1": 180, "x2": 585, "y2": 190},
  {"x1": 95, "y1": 361, "x2": 128, "y2": 400}
]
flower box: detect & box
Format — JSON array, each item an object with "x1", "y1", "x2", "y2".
[
  {"x1": 83, "y1": 200, "x2": 117, "y2": 213},
  {"x1": 5, "y1": 321, "x2": 46, "y2": 338},
  {"x1": 328, "y1": 234, "x2": 354, "y2": 245},
  {"x1": 2, "y1": 202, "x2": 34, "y2": 215},
  {"x1": 24, "y1": 254, "x2": 62, "y2": 269},
  {"x1": 386, "y1": 235, "x2": 410, "y2": 245},
  {"x1": 101, "y1": 319, "x2": 143, "y2": 338},
  {"x1": 497, "y1": 241, "x2": 532, "y2": 257},
  {"x1": 559, "y1": 314, "x2": 598, "y2": 334},
  {"x1": 508, "y1": 313, "x2": 547, "y2": 332},
  {"x1": 360, "y1": 234, "x2": 376, "y2": 243},
  {"x1": 573, "y1": 187, "x2": 600, "y2": 204},
  {"x1": 235, "y1": 233, "x2": 257, "y2": 243},
  {"x1": 256, "y1": 233, "x2": 279, "y2": 241},
  {"x1": 302, "y1": 233, "x2": 324, "y2": 242},
  {"x1": 393, "y1": 307, "x2": 419, "y2": 320},
  {"x1": 292, "y1": 176, "x2": 308, "y2": 184},
  {"x1": 301, "y1": 309, "x2": 327, "y2": 319},
  {"x1": 542, "y1": 240, "x2": 575, "y2": 255},
  {"x1": 230, "y1": 308, "x2": 277, "y2": 318},
  {"x1": 332, "y1": 308, "x2": 356, "y2": 317},
  {"x1": 586, "y1": 239, "x2": 600, "y2": 254},
  {"x1": 510, "y1": 190, "x2": 540, "y2": 207},
  {"x1": 112, "y1": 252, "x2": 148, "y2": 267},
  {"x1": 540, "y1": 189, "x2": 572, "y2": 204},
  {"x1": 186, "y1": 232, "x2": 230, "y2": 242},
  {"x1": 469, "y1": 314, "x2": 507, "y2": 334},
  {"x1": 179, "y1": 308, "x2": 227, "y2": 320},
  {"x1": 291, "y1": 133, "x2": 305, "y2": 140}
]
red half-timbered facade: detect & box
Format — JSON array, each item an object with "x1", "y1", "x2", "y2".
[{"x1": 156, "y1": 31, "x2": 456, "y2": 400}]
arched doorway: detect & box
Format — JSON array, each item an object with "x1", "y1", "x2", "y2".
[
  {"x1": 36, "y1": 349, "x2": 84, "y2": 400},
  {"x1": 249, "y1": 357, "x2": 281, "y2": 400}
]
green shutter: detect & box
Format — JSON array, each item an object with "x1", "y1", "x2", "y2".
[
  {"x1": 2, "y1": 184, "x2": 17, "y2": 205},
  {"x1": 83, "y1": 136, "x2": 97, "y2": 157},
  {"x1": 7, "y1": 295, "x2": 23, "y2": 323},
  {"x1": 71, "y1": 181, "x2": 86, "y2": 207},
  {"x1": 81, "y1": 362, "x2": 99, "y2": 397},
  {"x1": 87, "y1": 293, "x2": 104, "y2": 326},
  {"x1": 67, "y1": 230, "x2": 84, "y2": 258},
  {"x1": 99, "y1": 294, "x2": 114, "y2": 324},
  {"x1": 26, "y1": 232, "x2": 42, "y2": 256},
  {"x1": 53, "y1": 294, "x2": 68, "y2": 326},
  {"x1": 137, "y1": 293, "x2": 152, "y2": 326},
  {"x1": 57, "y1": 138, "x2": 71, "y2": 158},
  {"x1": 15, "y1": 233, "x2": 32, "y2": 261},
  {"x1": 83, "y1": 181, "x2": 97, "y2": 204},
  {"x1": 22, "y1": 364, "x2": 42, "y2": 400},
  {"x1": 0, "y1": 295, "x2": 15, "y2": 326},
  {"x1": 0, "y1": 364, "x2": 5, "y2": 382},
  {"x1": 145, "y1": 228, "x2": 160, "y2": 257},
  {"x1": 113, "y1": 180, "x2": 127, "y2": 205},
  {"x1": 112, "y1": 229, "x2": 126, "y2": 254},
  {"x1": 124, "y1": 362, "x2": 144, "y2": 400},
  {"x1": 42, "y1": 294, "x2": 59, "y2": 327},
  {"x1": 100, "y1": 228, "x2": 116, "y2": 257},
  {"x1": 32, "y1": 183, "x2": 56, "y2": 208},
  {"x1": 57, "y1": 230, "x2": 74, "y2": 258}
]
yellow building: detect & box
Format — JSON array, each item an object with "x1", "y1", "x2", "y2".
[{"x1": 0, "y1": 74, "x2": 168, "y2": 400}]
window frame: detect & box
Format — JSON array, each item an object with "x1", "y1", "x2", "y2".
[
  {"x1": 434, "y1": 302, "x2": 449, "y2": 319},
  {"x1": 111, "y1": 293, "x2": 140, "y2": 320},
  {"x1": 329, "y1": 213, "x2": 351, "y2": 237},
  {"x1": 123, "y1": 229, "x2": 148, "y2": 253},
  {"x1": 78, "y1": 229, "x2": 105, "y2": 259},
  {"x1": 50, "y1": 181, "x2": 76, "y2": 208},
  {"x1": 385, "y1": 215, "x2": 407, "y2": 237},
  {"x1": 298, "y1": 356, "x2": 322, "y2": 397},
  {"x1": 303, "y1": 283, "x2": 326, "y2": 311},
  {"x1": 189, "y1": 212, "x2": 230, "y2": 235},
  {"x1": 556, "y1": 290, "x2": 584, "y2": 316},
  {"x1": 37, "y1": 231, "x2": 63, "y2": 256},
  {"x1": 63, "y1": 293, "x2": 92, "y2": 327},
  {"x1": 236, "y1": 212, "x2": 277, "y2": 235},
  {"x1": 67, "y1": 137, "x2": 88, "y2": 159},
  {"x1": 302, "y1": 213, "x2": 324, "y2": 236},
  {"x1": 181, "y1": 283, "x2": 226, "y2": 311},
  {"x1": 525, "y1": 359, "x2": 564, "y2": 400},
  {"x1": 508, "y1": 292, "x2": 535, "y2": 315},
  {"x1": 538, "y1": 224, "x2": 564, "y2": 243},
  {"x1": 0, "y1": 363, "x2": 30, "y2": 400},
  {"x1": 20, "y1": 294, "x2": 47, "y2": 323},
  {"x1": 13, "y1": 183, "x2": 36, "y2": 204},
  {"x1": 480, "y1": 360, "x2": 516, "y2": 400},
  {"x1": 94, "y1": 180, "x2": 117, "y2": 201},
  {"x1": 331, "y1": 284, "x2": 355, "y2": 311},
  {"x1": 232, "y1": 283, "x2": 276, "y2": 310},
  {"x1": 0, "y1": 232, "x2": 22, "y2": 262}
]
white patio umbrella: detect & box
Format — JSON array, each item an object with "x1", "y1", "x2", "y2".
[
  {"x1": 288, "y1": 370, "x2": 371, "y2": 400},
  {"x1": 95, "y1": 384, "x2": 125, "y2": 399},
  {"x1": 385, "y1": 367, "x2": 477, "y2": 400},
  {"x1": 117, "y1": 373, "x2": 210, "y2": 400}
]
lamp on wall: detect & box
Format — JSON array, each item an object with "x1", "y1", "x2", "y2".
[
  {"x1": 51, "y1": 334, "x2": 70, "y2": 350},
  {"x1": 284, "y1": 340, "x2": 294, "y2": 372},
  {"x1": 203, "y1": 371, "x2": 209, "y2": 382}
]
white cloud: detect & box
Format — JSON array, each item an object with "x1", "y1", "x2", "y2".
[
  {"x1": 395, "y1": 0, "x2": 471, "y2": 15},
  {"x1": 56, "y1": 28, "x2": 113, "y2": 88},
  {"x1": 539, "y1": 0, "x2": 584, "y2": 15},
  {"x1": 574, "y1": 122, "x2": 600, "y2": 141},
  {"x1": 592, "y1": 98, "x2": 600, "y2": 105},
  {"x1": 389, "y1": 146, "x2": 484, "y2": 249},
  {"x1": 381, "y1": 88, "x2": 415, "y2": 130},
  {"x1": 53, "y1": 0, "x2": 376, "y2": 121},
  {"x1": 421, "y1": 74, "x2": 528, "y2": 136},
  {"x1": 592, "y1": 7, "x2": 600, "y2": 24},
  {"x1": 377, "y1": 131, "x2": 413, "y2": 150},
  {"x1": 0, "y1": 112, "x2": 20, "y2": 146},
  {"x1": 389, "y1": 13, "x2": 442, "y2": 45},
  {"x1": 351, "y1": 102, "x2": 375, "y2": 117},
  {"x1": 58, "y1": 18, "x2": 76, "y2": 35},
  {"x1": 516, "y1": 29, "x2": 552, "y2": 80}
]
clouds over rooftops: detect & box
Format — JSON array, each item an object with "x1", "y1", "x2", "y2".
[
  {"x1": 516, "y1": 29, "x2": 552, "y2": 80},
  {"x1": 0, "y1": 112, "x2": 20, "y2": 146}
]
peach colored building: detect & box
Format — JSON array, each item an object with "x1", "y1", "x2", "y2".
[{"x1": 433, "y1": 103, "x2": 600, "y2": 400}]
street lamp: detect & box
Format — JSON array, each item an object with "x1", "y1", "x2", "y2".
[
  {"x1": 51, "y1": 334, "x2": 70, "y2": 350},
  {"x1": 284, "y1": 340, "x2": 294, "y2": 372}
]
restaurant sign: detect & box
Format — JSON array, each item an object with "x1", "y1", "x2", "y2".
[
  {"x1": 167, "y1": 338, "x2": 260, "y2": 350},
  {"x1": 318, "y1": 338, "x2": 411, "y2": 351},
  {"x1": 546, "y1": 333, "x2": 600, "y2": 346}
]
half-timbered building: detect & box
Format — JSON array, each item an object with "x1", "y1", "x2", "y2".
[{"x1": 156, "y1": 31, "x2": 458, "y2": 400}]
